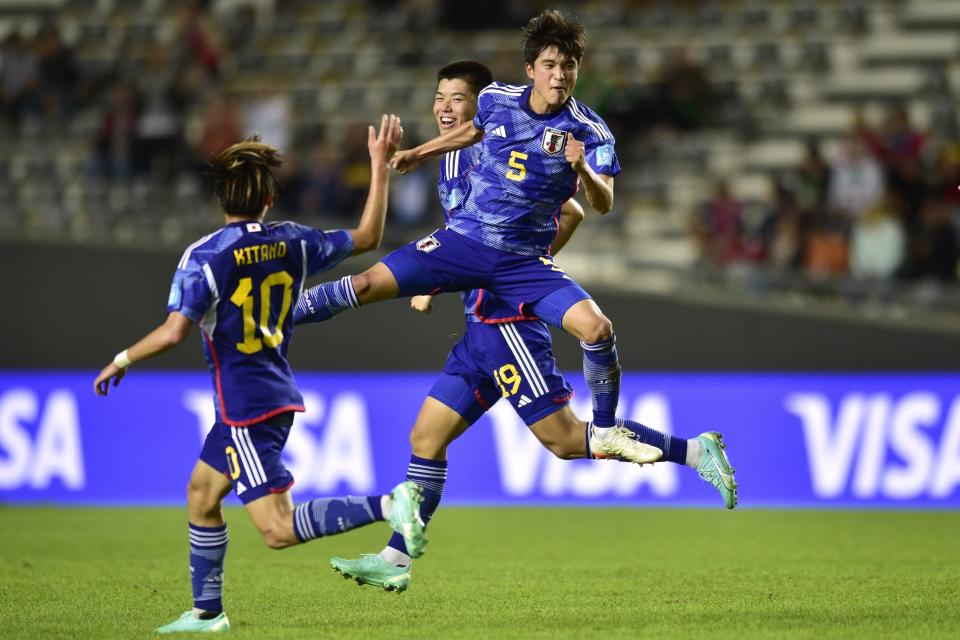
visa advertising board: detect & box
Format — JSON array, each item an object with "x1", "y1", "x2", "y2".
[{"x1": 2, "y1": 372, "x2": 959, "y2": 507}]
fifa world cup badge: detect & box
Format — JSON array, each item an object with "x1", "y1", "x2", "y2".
[{"x1": 541, "y1": 127, "x2": 566, "y2": 154}]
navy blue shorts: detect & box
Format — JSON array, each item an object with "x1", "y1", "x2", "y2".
[
  {"x1": 198, "y1": 412, "x2": 295, "y2": 504},
  {"x1": 381, "y1": 229, "x2": 591, "y2": 328},
  {"x1": 428, "y1": 319, "x2": 573, "y2": 426}
]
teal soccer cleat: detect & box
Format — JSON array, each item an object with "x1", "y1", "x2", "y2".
[
  {"x1": 386, "y1": 480, "x2": 427, "y2": 558},
  {"x1": 696, "y1": 432, "x2": 738, "y2": 509},
  {"x1": 155, "y1": 611, "x2": 230, "y2": 634},
  {"x1": 331, "y1": 554, "x2": 411, "y2": 592}
]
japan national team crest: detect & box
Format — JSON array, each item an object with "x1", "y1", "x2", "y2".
[
  {"x1": 541, "y1": 127, "x2": 567, "y2": 154},
  {"x1": 416, "y1": 234, "x2": 441, "y2": 253}
]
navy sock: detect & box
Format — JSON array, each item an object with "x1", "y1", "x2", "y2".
[
  {"x1": 293, "y1": 276, "x2": 359, "y2": 325},
  {"x1": 582, "y1": 335, "x2": 621, "y2": 428},
  {"x1": 616, "y1": 418, "x2": 687, "y2": 465},
  {"x1": 387, "y1": 455, "x2": 447, "y2": 555},
  {"x1": 292, "y1": 496, "x2": 382, "y2": 543},
  {"x1": 189, "y1": 523, "x2": 227, "y2": 614}
]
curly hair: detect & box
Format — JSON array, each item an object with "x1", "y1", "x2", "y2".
[
  {"x1": 521, "y1": 9, "x2": 586, "y2": 67},
  {"x1": 210, "y1": 135, "x2": 282, "y2": 218}
]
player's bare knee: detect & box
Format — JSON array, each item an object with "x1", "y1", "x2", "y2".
[
  {"x1": 410, "y1": 425, "x2": 444, "y2": 459},
  {"x1": 581, "y1": 316, "x2": 613, "y2": 344},
  {"x1": 186, "y1": 480, "x2": 221, "y2": 519}
]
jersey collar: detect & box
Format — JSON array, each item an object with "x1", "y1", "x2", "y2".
[{"x1": 520, "y1": 85, "x2": 569, "y2": 121}]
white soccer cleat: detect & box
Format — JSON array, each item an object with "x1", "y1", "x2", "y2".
[{"x1": 590, "y1": 425, "x2": 662, "y2": 465}]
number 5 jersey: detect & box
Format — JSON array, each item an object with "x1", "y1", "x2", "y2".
[{"x1": 446, "y1": 82, "x2": 621, "y2": 257}]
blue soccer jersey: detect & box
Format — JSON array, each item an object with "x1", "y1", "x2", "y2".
[
  {"x1": 168, "y1": 220, "x2": 353, "y2": 426},
  {"x1": 440, "y1": 145, "x2": 535, "y2": 324},
  {"x1": 446, "y1": 82, "x2": 621, "y2": 256}
]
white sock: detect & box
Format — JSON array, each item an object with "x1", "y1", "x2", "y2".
[
  {"x1": 685, "y1": 438, "x2": 703, "y2": 468},
  {"x1": 591, "y1": 425, "x2": 615, "y2": 439},
  {"x1": 380, "y1": 494, "x2": 392, "y2": 519},
  {"x1": 380, "y1": 545, "x2": 411, "y2": 567}
]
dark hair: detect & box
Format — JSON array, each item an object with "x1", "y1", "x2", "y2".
[
  {"x1": 210, "y1": 135, "x2": 282, "y2": 218},
  {"x1": 437, "y1": 60, "x2": 493, "y2": 97},
  {"x1": 521, "y1": 9, "x2": 586, "y2": 67}
]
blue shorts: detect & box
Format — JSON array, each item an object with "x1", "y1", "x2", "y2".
[
  {"x1": 381, "y1": 229, "x2": 591, "y2": 328},
  {"x1": 428, "y1": 319, "x2": 573, "y2": 426},
  {"x1": 198, "y1": 412, "x2": 295, "y2": 504}
]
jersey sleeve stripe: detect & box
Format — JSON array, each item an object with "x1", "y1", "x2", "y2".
[
  {"x1": 299, "y1": 239, "x2": 308, "y2": 298},
  {"x1": 178, "y1": 230, "x2": 219, "y2": 269},
  {"x1": 567, "y1": 98, "x2": 611, "y2": 141},
  {"x1": 479, "y1": 82, "x2": 525, "y2": 97},
  {"x1": 201, "y1": 263, "x2": 219, "y2": 298}
]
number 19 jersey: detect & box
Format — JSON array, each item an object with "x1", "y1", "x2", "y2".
[
  {"x1": 168, "y1": 220, "x2": 354, "y2": 426},
  {"x1": 447, "y1": 82, "x2": 621, "y2": 256}
]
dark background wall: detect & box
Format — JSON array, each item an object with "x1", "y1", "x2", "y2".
[{"x1": 8, "y1": 241, "x2": 960, "y2": 370}]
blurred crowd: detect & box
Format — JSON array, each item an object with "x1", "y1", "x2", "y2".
[
  {"x1": 691, "y1": 104, "x2": 960, "y2": 303},
  {"x1": 2, "y1": 0, "x2": 959, "y2": 309}
]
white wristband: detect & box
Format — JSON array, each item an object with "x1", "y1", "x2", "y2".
[{"x1": 113, "y1": 349, "x2": 131, "y2": 369}]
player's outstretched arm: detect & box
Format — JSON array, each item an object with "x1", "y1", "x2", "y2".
[
  {"x1": 93, "y1": 311, "x2": 193, "y2": 396},
  {"x1": 565, "y1": 132, "x2": 614, "y2": 214},
  {"x1": 390, "y1": 121, "x2": 483, "y2": 175},
  {"x1": 349, "y1": 114, "x2": 403, "y2": 254},
  {"x1": 550, "y1": 198, "x2": 585, "y2": 255}
]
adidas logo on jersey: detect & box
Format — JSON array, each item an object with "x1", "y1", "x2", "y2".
[
  {"x1": 236, "y1": 481, "x2": 247, "y2": 495},
  {"x1": 490, "y1": 125, "x2": 507, "y2": 138},
  {"x1": 517, "y1": 394, "x2": 533, "y2": 407}
]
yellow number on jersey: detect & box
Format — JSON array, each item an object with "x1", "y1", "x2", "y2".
[
  {"x1": 230, "y1": 270, "x2": 294, "y2": 354},
  {"x1": 225, "y1": 446, "x2": 241, "y2": 480},
  {"x1": 506, "y1": 150, "x2": 528, "y2": 182},
  {"x1": 539, "y1": 256, "x2": 565, "y2": 273},
  {"x1": 493, "y1": 363, "x2": 522, "y2": 397}
]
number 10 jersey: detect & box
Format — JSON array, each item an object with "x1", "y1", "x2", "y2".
[{"x1": 168, "y1": 220, "x2": 354, "y2": 426}]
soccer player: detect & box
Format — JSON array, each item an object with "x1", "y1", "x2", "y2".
[
  {"x1": 298, "y1": 9, "x2": 736, "y2": 510},
  {"x1": 92, "y1": 118, "x2": 429, "y2": 634},
  {"x1": 319, "y1": 61, "x2": 737, "y2": 593}
]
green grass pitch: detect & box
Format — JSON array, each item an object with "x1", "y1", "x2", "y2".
[{"x1": 2, "y1": 506, "x2": 958, "y2": 639}]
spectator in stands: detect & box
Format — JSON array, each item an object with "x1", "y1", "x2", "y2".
[
  {"x1": 654, "y1": 46, "x2": 715, "y2": 132},
  {"x1": 691, "y1": 178, "x2": 744, "y2": 270},
  {"x1": 792, "y1": 138, "x2": 829, "y2": 215},
  {"x1": 767, "y1": 180, "x2": 803, "y2": 275},
  {"x1": 900, "y1": 200, "x2": 959, "y2": 283},
  {"x1": 803, "y1": 216, "x2": 849, "y2": 283},
  {"x1": 930, "y1": 142, "x2": 960, "y2": 208},
  {"x1": 242, "y1": 88, "x2": 292, "y2": 157},
  {"x1": 296, "y1": 139, "x2": 347, "y2": 218},
  {"x1": 36, "y1": 24, "x2": 78, "y2": 125},
  {"x1": 848, "y1": 197, "x2": 905, "y2": 303},
  {"x1": 133, "y1": 45, "x2": 188, "y2": 181},
  {"x1": 0, "y1": 31, "x2": 39, "y2": 131},
  {"x1": 177, "y1": 0, "x2": 222, "y2": 79},
  {"x1": 195, "y1": 90, "x2": 241, "y2": 161},
  {"x1": 869, "y1": 105, "x2": 927, "y2": 220},
  {"x1": 94, "y1": 79, "x2": 138, "y2": 182},
  {"x1": 336, "y1": 122, "x2": 378, "y2": 219},
  {"x1": 827, "y1": 135, "x2": 884, "y2": 221}
]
